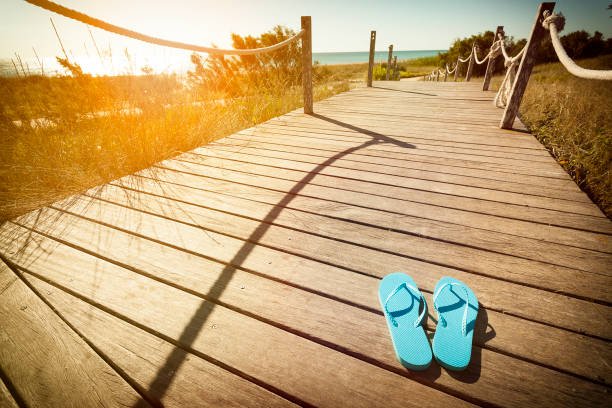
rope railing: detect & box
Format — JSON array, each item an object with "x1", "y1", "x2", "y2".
[
  {"x1": 542, "y1": 11, "x2": 612, "y2": 80},
  {"x1": 24, "y1": 0, "x2": 305, "y2": 56},
  {"x1": 474, "y1": 42, "x2": 501, "y2": 65},
  {"x1": 498, "y1": 34, "x2": 526, "y2": 65},
  {"x1": 23, "y1": 0, "x2": 313, "y2": 113},
  {"x1": 418, "y1": 3, "x2": 609, "y2": 129}
]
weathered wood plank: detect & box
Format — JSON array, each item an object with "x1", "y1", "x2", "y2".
[
  {"x1": 10, "y1": 198, "x2": 612, "y2": 384},
  {"x1": 171, "y1": 152, "x2": 612, "y2": 274},
  {"x1": 266, "y1": 111, "x2": 549, "y2": 149},
  {"x1": 169, "y1": 148, "x2": 611, "y2": 234},
  {"x1": 242, "y1": 125, "x2": 558, "y2": 165},
  {"x1": 157, "y1": 155, "x2": 612, "y2": 236},
  {"x1": 25, "y1": 275, "x2": 297, "y2": 408},
  {"x1": 15, "y1": 188, "x2": 611, "y2": 341},
  {"x1": 255, "y1": 122, "x2": 553, "y2": 156},
  {"x1": 0, "y1": 377, "x2": 19, "y2": 408},
  {"x1": 216, "y1": 136, "x2": 578, "y2": 191},
  {"x1": 234, "y1": 125, "x2": 569, "y2": 176},
  {"x1": 0, "y1": 258, "x2": 147, "y2": 407},
  {"x1": 141, "y1": 154, "x2": 611, "y2": 253},
  {"x1": 145, "y1": 161, "x2": 612, "y2": 300},
  {"x1": 198, "y1": 145, "x2": 590, "y2": 205},
  {"x1": 2, "y1": 229, "x2": 473, "y2": 408},
  {"x1": 89, "y1": 180, "x2": 612, "y2": 332},
  {"x1": 4, "y1": 221, "x2": 610, "y2": 408},
  {"x1": 232, "y1": 128, "x2": 570, "y2": 179}
]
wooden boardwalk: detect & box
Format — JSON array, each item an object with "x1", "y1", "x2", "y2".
[{"x1": 1, "y1": 80, "x2": 611, "y2": 408}]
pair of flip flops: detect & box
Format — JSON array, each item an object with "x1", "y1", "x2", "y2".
[{"x1": 379, "y1": 273, "x2": 478, "y2": 371}]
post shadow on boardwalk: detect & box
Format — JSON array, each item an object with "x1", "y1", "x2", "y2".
[{"x1": 134, "y1": 115, "x2": 415, "y2": 406}]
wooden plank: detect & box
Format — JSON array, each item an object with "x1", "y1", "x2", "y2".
[
  {"x1": 5, "y1": 219, "x2": 611, "y2": 408},
  {"x1": 293, "y1": 109, "x2": 530, "y2": 136},
  {"x1": 25, "y1": 276, "x2": 297, "y2": 408},
  {"x1": 199, "y1": 145, "x2": 590, "y2": 206},
  {"x1": 247, "y1": 124, "x2": 556, "y2": 163},
  {"x1": 156, "y1": 148, "x2": 612, "y2": 253},
  {"x1": 157, "y1": 155, "x2": 612, "y2": 236},
  {"x1": 199, "y1": 147, "x2": 588, "y2": 215},
  {"x1": 236, "y1": 122, "x2": 568, "y2": 175},
  {"x1": 216, "y1": 136, "x2": 579, "y2": 191},
  {"x1": 136, "y1": 163, "x2": 612, "y2": 302},
  {"x1": 316, "y1": 105, "x2": 514, "y2": 124},
  {"x1": 209, "y1": 142, "x2": 585, "y2": 208},
  {"x1": 20, "y1": 187, "x2": 612, "y2": 342},
  {"x1": 0, "y1": 377, "x2": 19, "y2": 408},
  {"x1": 257, "y1": 121, "x2": 553, "y2": 156},
  {"x1": 231, "y1": 128, "x2": 569, "y2": 179},
  {"x1": 152, "y1": 162, "x2": 610, "y2": 286},
  {"x1": 92, "y1": 180, "x2": 612, "y2": 332},
  {"x1": 2, "y1": 228, "x2": 473, "y2": 408},
  {"x1": 266, "y1": 112, "x2": 549, "y2": 150},
  {"x1": 15, "y1": 193, "x2": 612, "y2": 384},
  {"x1": 176, "y1": 151, "x2": 611, "y2": 274},
  {"x1": 0, "y1": 258, "x2": 147, "y2": 407},
  {"x1": 278, "y1": 112, "x2": 551, "y2": 152}
]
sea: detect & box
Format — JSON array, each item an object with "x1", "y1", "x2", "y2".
[{"x1": 0, "y1": 49, "x2": 444, "y2": 77}]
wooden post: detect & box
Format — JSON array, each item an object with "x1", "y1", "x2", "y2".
[
  {"x1": 454, "y1": 57, "x2": 460, "y2": 81},
  {"x1": 301, "y1": 16, "x2": 313, "y2": 114},
  {"x1": 465, "y1": 44, "x2": 475, "y2": 81},
  {"x1": 386, "y1": 45, "x2": 393, "y2": 80},
  {"x1": 392, "y1": 56, "x2": 398, "y2": 80},
  {"x1": 483, "y1": 26, "x2": 504, "y2": 91},
  {"x1": 444, "y1": 69, "x2": 448, "y2": 82},
  {"x1": 367, "y1": 31, "x2": 376, "y2": 87},
  {"x1": 500, "y1": 2, "x2": 555, "y2": 129},
  {"x1": 436, "y1": 69, "x2": 440, "y2": 81}
]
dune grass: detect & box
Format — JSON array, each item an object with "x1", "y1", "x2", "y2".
[
  {"x1": 0, "y1": 66, "x2": 353, "y2": 222},
  {"x1": 491, "y1": 54, "x2": 612, "y2": 218}
]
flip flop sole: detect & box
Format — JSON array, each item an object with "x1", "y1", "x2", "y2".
[
  {"x1": 379, "y1": 273, "x2": 432, "y2": 370},
  {"x1": 432, "y1": 276, "x2": 479, "y2": 371}
]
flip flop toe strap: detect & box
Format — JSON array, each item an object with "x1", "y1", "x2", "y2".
[
  {"x1": 433, "y1": 282, "x2": 470, "y2": 336},
  {"x1": 384, "y1": 282, "x2": 427, "y2": 328}
]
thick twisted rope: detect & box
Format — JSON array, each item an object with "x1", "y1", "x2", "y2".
[
  {"x1": 498, "y1": 33, "x2": 525, "y2": 66},
  {"x1": 446, "y1": 63, "x2": 456, "y2": 74},
  {"x1": 543, "y1": 11, "x2": 612, "y2": 80},
  {"x1": 24, "y1": 0, "x2": 304, "y2": 55},
  {"x1": 474, "y1": 41, "x2": 501, "y2": 65},
  {"x1": 494, "y1": 58, "x2": 519, "y2": 108}
]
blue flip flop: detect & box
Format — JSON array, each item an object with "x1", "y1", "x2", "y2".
[
  {"x1": 432, "y1": 277, "x2": 479, "y2": 371},
  {"x1": 379, "y1": 273, "x2": 432, "y2": 370}
]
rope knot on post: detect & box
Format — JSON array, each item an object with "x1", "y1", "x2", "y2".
[{"x1": 542, "y1": 11, "x2": 565, "y2": 32}]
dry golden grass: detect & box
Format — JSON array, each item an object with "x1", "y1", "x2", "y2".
[
  {"x1": 0, "y1": 68, "x2": 354, "y2": 222},
  {"x1": 492, "y1": 55, "x2": 612, "y2": 218}
]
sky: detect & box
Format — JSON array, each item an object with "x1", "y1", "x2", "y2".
[{"x1": 1, "y1": 0, "x2": 610, "y2": 62}]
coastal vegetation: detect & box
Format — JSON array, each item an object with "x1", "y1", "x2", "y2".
[
  {"x1": 500, "y1": 55, "x2": 612, "y2": 217},
  {"x1": 2, "y1": 20, "x2": 610, "y2": 221},
  {"x1": 0, "y1": 26, "x2": 352, "y2": 221}
]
